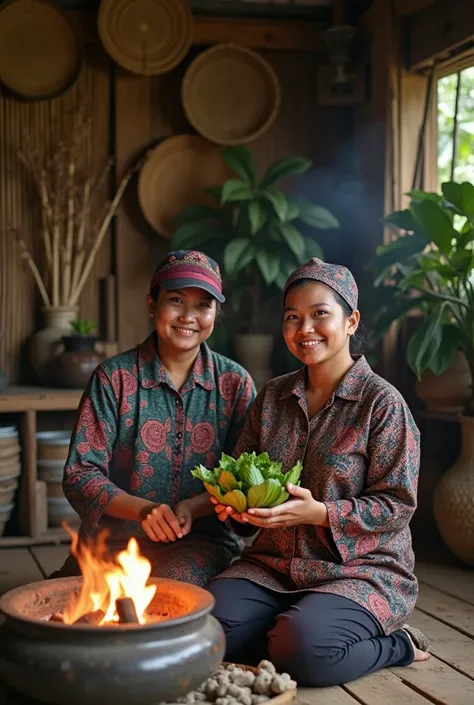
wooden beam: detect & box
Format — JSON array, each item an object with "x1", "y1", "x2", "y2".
[
  {"x1": 406, "y1": 0, "x2": 474, "y2": 70},
  {"x1": 395, "y1": 0, "x2": 435, "y2": 17},
  {"x1": 65, "y1": 11, "x2": 326, "y2": 52}
]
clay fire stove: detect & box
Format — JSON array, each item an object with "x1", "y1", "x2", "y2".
[{"x1": 0, "y1": 536, "x2": 225, "y2": 705}]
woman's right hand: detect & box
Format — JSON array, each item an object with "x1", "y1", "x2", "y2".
[
  {"x1": 140, "y1": 503, "x2": 185, "y2": 542},
  {"x1": 209, "y1": 496, "x2": 245, "y2": 523}
]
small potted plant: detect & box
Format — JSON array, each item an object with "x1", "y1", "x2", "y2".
[
  {"x1": 170, "y1": 146, "x2": 339, "y2": 385},
  {"x1": 54, "y1": 319, "x2": 104, "y2": 389},
  {"x1": 371, "y1": 180, "x2": 474, "y2": 564}
]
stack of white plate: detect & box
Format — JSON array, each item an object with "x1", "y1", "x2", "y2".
[
  {"x1": 0, "y1": 425, "x2": 21, "y2": 536},
  {"x1": 36, "y1": 431, "x2": 80, "y2": 527}
]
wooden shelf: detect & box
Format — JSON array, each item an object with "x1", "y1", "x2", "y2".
[
  {"x1": 417, "y1": 410, "x2": 463, "y2": 424},
  {"x1": 0, "y1": 386, "x2": 83, "y2": 412},
  {"x1": 0, "y1": 387, "x2": 83, "y2": 544},
  {"x1": 0, "y1": 528, "x2": 70, "y2": 548}
]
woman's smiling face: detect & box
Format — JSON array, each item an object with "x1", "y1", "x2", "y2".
[
  {"x1": 148, "y1": 287, "x2": 217, "y2": 352},
  {"x1": 283, "y1": 280, "x2": 359, "y2": 367}
]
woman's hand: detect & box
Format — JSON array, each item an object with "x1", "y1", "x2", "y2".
[
  {"x1": 174, "y1": 500, "x2": 193, "y2": 536},
  {"x1": 209, "y1": 496, "x2": 245, "y2": 524},
  {"x1": 242, "y1": 484, "x2": 329, "y2": 529},
  {"x1": 140, "y1": 503, "x2": 184, "y2": 542}
]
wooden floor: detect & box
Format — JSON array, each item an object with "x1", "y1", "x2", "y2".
[{"x1": 1, "y1": 545, "x2": 474, "y2": 704}]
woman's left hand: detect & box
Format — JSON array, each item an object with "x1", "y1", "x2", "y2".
[
  {"x1": 243, "y1": 484, "x2": 328, "y2": 528},
  {"x1": 174, "y1": 500, "x2": 193, "y2": 536}
]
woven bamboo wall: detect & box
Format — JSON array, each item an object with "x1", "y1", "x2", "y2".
[{"x1": 0, "y1": 44, "x2": 111, "y2": 384}]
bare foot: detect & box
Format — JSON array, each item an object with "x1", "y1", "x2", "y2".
[{"x1": 403, "y1": 630, "x2": 431, "y2": 661}]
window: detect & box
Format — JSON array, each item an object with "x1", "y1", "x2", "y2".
[{"x1": 437, "y1": 66, "x2": 474, "y2": 187}]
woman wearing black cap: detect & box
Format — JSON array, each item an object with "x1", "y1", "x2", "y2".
[
  {"x1": 51, "y1": 250, "x2": 256, "y2": 585},
  {"x1": 209, "y1": 257, "x2": 430, "y2": 686}
]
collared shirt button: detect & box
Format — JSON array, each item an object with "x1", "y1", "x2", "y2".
[{"x1": 176, "y1": 431, "x2": 183, "y2": 439}]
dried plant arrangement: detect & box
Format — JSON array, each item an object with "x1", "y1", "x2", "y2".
[{"x1": 14, "y1": 108, "x2": 140, "y2": 308}]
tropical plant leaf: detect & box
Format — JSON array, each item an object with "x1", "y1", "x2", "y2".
[
  {"x1": 373, "y1": 232, "x2": 429, "y2": 276},
  {"x1": 297, "y1": 199, "x2": 340, "y2": 229},
  {"x1": 372, "y1": 295, "x2": 424, "y2": 339},
  {"x1": 286, "y1": 198, "x2": 301, "y2": 221},
  {"x1": 221, "y1": 179, "x2": 253, "y2": 204},
  {"x1": 304, "y1": 236, "x2": 324, "y2": 259},
  {"x1": 171, "y1": 222, "x2": 219, "y2": 250},
  {"x1": 442, "y1": 181, "x2": 474, "y2": 215},
  {"x1": 256, "y1": 248, "x2": 281, "y2": 285},
  {"x1": 411, "y1": 200, "x2": 457, "y2": 255},
  {"x1": 172, "y1": 204, "x2": 220, "y2": 226},
  {"x1": 406, "y1": 307, "x2": 447, "y2": 379},
  {"x1": 384, "y1": 209, "x2": 420, "y2": 232},
  {"x1": 427, "y1": 325, "x2": 463, "y2": 376},
  {"x1": 259, "y1": 156, "x2": 312, "y2": 188},
  {"x1": 406, "y1": 190, "x2": 442, "y2": 204},
  {"x1": 224, "y1": 239, "x2": 254, "y2": 275},
  {"x1": 205, "y1": 185, "x2": 223, "y2": 202},
  {"x1": 248, "y1": 201, "x2": 266, "y2": 235},
  {"x1": 262, "y1": 187, "x2": 289, "y2": 222},
  {"x1": 221, "y1": 146, "x2": 256, "y2": 186},
  {"x1": 279, "y1": 222, "x2": 306, "y2": 260}
]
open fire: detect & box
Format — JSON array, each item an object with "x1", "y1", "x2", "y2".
[{"x1": 58, "y1": 528, "x2": 157, "y2": 626}]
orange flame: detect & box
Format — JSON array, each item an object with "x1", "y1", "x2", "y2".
[{"x1": 62, "y1": 528, "x2": 156, "y2": 625}]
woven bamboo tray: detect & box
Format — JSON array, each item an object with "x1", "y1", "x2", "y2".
[
  {"x1": 97, "y1": 0, "x2": 193, "y2": 76},
  {"x1": 182, "y1": 43, "x2": 281, "y2": 145}
]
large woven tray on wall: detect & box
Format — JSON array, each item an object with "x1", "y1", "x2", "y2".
[
  {"x1": 182, "y1": 43, "x2": 281, "y2": 145},
  {"x1": 97, "y1": 0, "x2": 193, "y2": 76},
  {"x1": 0, "y1": 0, "x2": 81, "y2": 100},
  {"x1": 138, "y1": 134, "x2": 232, "y2": 238}
]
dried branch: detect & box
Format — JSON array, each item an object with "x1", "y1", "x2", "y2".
[{"x1": 17, "y1": 239, "x2": 51, "y2": 307}]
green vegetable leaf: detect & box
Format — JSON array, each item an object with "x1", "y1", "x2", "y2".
[
  {"x1": 238, "y1": 458, "x2": 265, "y2": 487},
  {"x1": 269, "y1": 488, "x2": 290, "y2": 507},
  {"x1": 284, "y1": 460, "x2": 303, "y2": 486},
  {"x1": 191, "y1": 465, "x2": 217, "y2": 484},
  {"x1": 221, "y1": 146, "x2": 256, "y2": 186},
  {"x1": 217, "y1": 470, "x2": 240, "y2": 493},
  {"x1": 218, "y1": 453, "x2": 237, "y2": 473},
  {"x1": 222, "y1": 490, "x2": 247, "y2": 513},
  {"x1": 204, "y1": 482, "x2": 224, "y2": 501},
  {"x1": 260, "y1": 156, "x2": 312, "y2": 189},
  {"x1": 221, "y1": 179, "x2": 253, "y2": 205},
  {"x1": 247, "y1": 479, "x2": 282, "y2": 508}
]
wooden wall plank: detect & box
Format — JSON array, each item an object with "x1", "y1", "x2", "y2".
[{"x1": 0, "y1": 45, "x2": 111, "y2": 384}]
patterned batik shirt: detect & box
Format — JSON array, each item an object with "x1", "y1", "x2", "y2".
[
  {"x1": 63, "y1": 333, "x2": 256, "y2": 554},
  {"x1": 218, "y1": 356, "x2": 420, "y2": 634}
]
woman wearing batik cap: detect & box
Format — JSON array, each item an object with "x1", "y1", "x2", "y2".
[
  {"x1": 52, "y1": 250, "x2": 256, "y2": 585},
  {"x1": 209, "y1": 257, "x2": 430, "y2": 686}
]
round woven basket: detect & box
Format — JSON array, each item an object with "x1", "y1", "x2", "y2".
[
  {"x1": 138, "y1": 134, "x2": 231, "y2": 238},
  {"x1": 98, "y1": 0, "x2": 193, "y2": 76},
  {"x1": 182, "y1": 43, "x2": 281, "y2": 145},
  {"x1": 0, "y1": 0, "x2": 81, "y2": 100}
]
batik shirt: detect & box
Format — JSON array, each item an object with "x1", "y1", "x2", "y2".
[
  {"x1": 63, "y1": 333, "x2": 256, "y2": 550},
  {"x1": 219, "y1": 356, "x2": 420, "y2": 634}
]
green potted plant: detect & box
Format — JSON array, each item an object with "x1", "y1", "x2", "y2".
[
  {"x1": 170, "y1": 146, "x2": 339, "y2": 384},
  {"x1": 54, "y1": 319, "x2": 104, "y2": 389},
  {"x1": 371, "y1": 180, "x2": 474, "y2": 564}
]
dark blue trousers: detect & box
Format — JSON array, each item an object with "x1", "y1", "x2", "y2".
[{"x1": 207, "y1": 578, "x2": 413, "y2": 687}]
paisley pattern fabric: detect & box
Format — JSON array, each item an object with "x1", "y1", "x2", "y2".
[
  {"x1": 218, "y1": 356, "x2": 420, "y2": 634},
  {"x1": 63, "y1": 332, "x2": 256, "y2": 583},
  {"x1": 284, "y1": 257, "x2": 358, "y2": 310}
]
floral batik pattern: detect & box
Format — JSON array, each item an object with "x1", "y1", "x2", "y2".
[
  {"x1": 217, "y1": 356, "x2": 420, "y2": 634},
  {"x1": 63, "y1": 333, "x2": 256, "y2": 583}
]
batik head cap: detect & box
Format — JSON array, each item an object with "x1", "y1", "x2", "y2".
[
  {"x1": 283, "y1": 257, "x2": 358, "y2": 311},
  {"x1": 149, "y1": 250, "x2": 225, "y2": 303}
]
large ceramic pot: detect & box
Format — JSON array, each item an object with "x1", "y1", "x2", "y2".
[
  {"x1": 54, "y1": 335, "x2": 105, "y2": 389},
  {"x1": 433, "y1": 416, "x2": 474, "y2": 565},
  {"x1": 234, "y1": 333, "x2": 274, "y2": 390},
  {"x1": 30, "y1": 306, "x2": 78, "y2": 386},
  {"x1": 415, "y1": 351, "x2": 471, "y2": 413},
  {"x1": 0, "y1": 576, "x2": 225, "y2": 705}
]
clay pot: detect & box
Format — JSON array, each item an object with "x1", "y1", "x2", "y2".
[
  {"x1": 415, "y1": 351, "x2": 472, "y2": 413},
  {"x1": 433, "y1": 416, "x2": 474, "y2": 565},
  {"x1": 30, "y1": 306, "x2": 79, "y2": 385},
  {"x1": 0, "y1": 576, "x2": 225, "y2": 705},
  {"x1": 54, "y1": 335, "x2": 105, "y2": 389}
]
